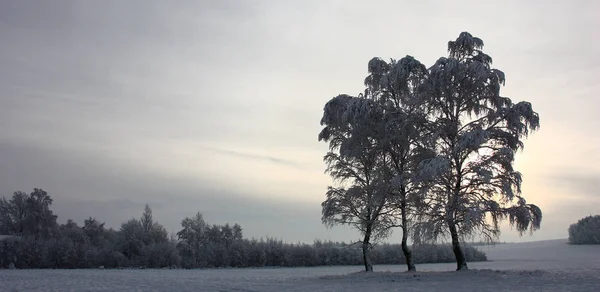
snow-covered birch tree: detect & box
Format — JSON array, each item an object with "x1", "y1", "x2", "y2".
[
  {"x1": 415, "y1": 32, "x2": 542, "y2": 270},
  {"x1": 319, "y1": 94, "x2": 398, "y2": 272},
  {"x1": 362, "y1": 56, "x2": 433, "y2": 272}
]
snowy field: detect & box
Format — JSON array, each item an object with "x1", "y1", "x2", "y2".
[{"x1": 1, "y1": 239, "x2": 599, "y2": 292}]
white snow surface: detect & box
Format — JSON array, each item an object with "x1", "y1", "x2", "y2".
[{"x1": 1, "y1": 239, "x2": 599, "y2": 291}]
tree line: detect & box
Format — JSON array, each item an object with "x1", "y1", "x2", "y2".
[
  {"x1": 0, "y1": 188, "x2": 486, "y2": 269},
  {"x1": 319, "y1": 31, "x2": 542, "y2": 271}
]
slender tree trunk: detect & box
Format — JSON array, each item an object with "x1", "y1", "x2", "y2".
[
  {"x1": 362, "y1": 228, "x2": 373, "y2": 272},
  {"x1": 400, "y1": 201, "x2": 416, "y2": 272},
  {"x1": 448, "y1": 221, "x2": 468, "y2": 270},
  {"x1": 449, "y1": 161, "x2": 467, "y2": 271},
  {"x1": 401, "y1": 228, "x2": 416, "y2": 272}
]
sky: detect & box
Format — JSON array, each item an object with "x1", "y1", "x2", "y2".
[{"x1": 0, "y1": 0, "x2": 599, "y2": 244}]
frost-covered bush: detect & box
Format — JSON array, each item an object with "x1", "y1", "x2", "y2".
[
  {"x1": 46, "y1": 237, "x2": 94, "y2": 268},
  {"x1": 286, "y1": 243, "x2": 319, "y2": 267},
  {"x1": 141, "y1": 242, "x2": 181, "y2": 268},
  {"x1": 568, "y1": 215, "x2": 600, "y2": 244},
  {"x1": 93, "y1": 248, "x2": 128, "y2": 268},
  {"x1": 0, "y1": 236, "x2": 50, "y2": 268},
  {"x1": 0, "y1": 237, "x2": 20, "y2": 268}
]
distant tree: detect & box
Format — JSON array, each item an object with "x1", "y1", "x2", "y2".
[
  {"x1": 24, "y1": 189, "x2": 59, "y2": 238},
  {"x1": 0, "y1": 191, "x2": 28, "y2": 234},
  {"x1": 568, "y1": 215, "x2": 600, "y2": 244},
  {"x1": 117, "y1": 205, "x2": 172, "y2": 267},
  {"x1": 83, "y1": 217, "x2": 106, "y2": 245},
  {"x1": 177, "y1": 212, "x2": 209, "y2": 267},
  {"x1": 59, "y1": 220, "x2": 88, "y2": 245},
  {"x1": 0, "y1": 189, "x2": 58, "y2": 237},
  {"x1": 140, "y1": 204, "x2": 154, "y2": 235},
  {"x1": 415, "y1": 32, "x2": 542, "y2": 270},
  {"x1": 119, "y1": 218, "x2": 144, "y2": 261},
  {"x1": 221, "y1": 223, "x2": 234, "y2": 249},
  {"x1": 246, "y1": 239, "x2": 267, "y2": 267},
  {"x1": 52, "y1": 220, "x2": 92, "y2": 268},
  {"x1": 229, "y1": 240, "x2": 248, "y2": 267},
  {"x1": 63, "y1": 219, "x2": 79, "y2": 229},
  {"x1": 139, "y1": 204, "x2": 168, "y2": 245},
  {"x1": 232, "y1": 223, "x2": 243, "y2": 241},
  {"x1": 206, "y1": 224, "x2": 222, "y2": 244}
]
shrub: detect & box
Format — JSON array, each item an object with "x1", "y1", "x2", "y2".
[
  {"x1": 568, "y1": 215, "x2": 600, "y2": 244},
  {"x1": 141, "y1": 242, "x2": 181, "y2": 268}
]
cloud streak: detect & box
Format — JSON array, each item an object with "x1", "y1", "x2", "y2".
[{"x1": 200, "y1": 146, "x2": 306, "y2": 169}]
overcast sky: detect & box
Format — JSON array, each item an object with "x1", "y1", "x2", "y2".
[{"x1": 1, "y1": 0, "x2": 599, "y2": 243}]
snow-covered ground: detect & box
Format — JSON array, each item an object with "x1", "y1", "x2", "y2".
[{"x1": 1, "y1": 239, "x2": 599, "y2": 291}]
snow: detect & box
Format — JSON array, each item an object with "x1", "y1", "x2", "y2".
[{"x1": 1, "y1": 239, "x2": 599, "y2": 291}]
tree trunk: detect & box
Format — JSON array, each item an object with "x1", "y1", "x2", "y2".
[
  {"x1": 448, "y1": 221, "x2": 468, "y2": 270},
  {"x1": 362, "y1": 229, "x2": 373, "y2": 272},
  {"x1": 401, "y1": 229, "x2": 416, "y2": 272},
  {"x1": 400, "y1": 202, "x2": 416, "y2": 272}
]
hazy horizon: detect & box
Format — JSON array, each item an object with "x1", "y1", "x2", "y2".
[{"x1": 1, "y1": 0, "x2": 599, "y2": 244}]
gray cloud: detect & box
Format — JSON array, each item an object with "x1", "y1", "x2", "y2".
[{"x1": 1, "y1": 0, "x2": 599, "y2": 243}]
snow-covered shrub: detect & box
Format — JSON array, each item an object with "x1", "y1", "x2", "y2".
[
  {"x1": 46, "y1": 237, "x2": 93, "y2": 268},
  {"x1": 0, "y1": 237, "x2": 20, "y2": 268},
  {"x1": 2, "y1": 236, "x2": 50, "y2": 268},
  {"x1": 141, "y1": 242, "x2": 181, "y2": 268},
  {"x1": 568, "y1": 215, "x2": 600, "y2": 244}
]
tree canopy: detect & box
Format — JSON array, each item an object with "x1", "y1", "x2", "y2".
[{"x1": 319, "y1": 31, "x2": 542, "y2": 271}]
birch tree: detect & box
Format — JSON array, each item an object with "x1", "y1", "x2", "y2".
[
  {"x1": 416, "y1": 32, "x2": 542, "y2": 270},
  {"x1": 319, "y1": 94, "x2": 397, "y2": 272},
  {"x1": 319, "y1": 55, "x2": 433, "y2": 272},
  {"x1": 362, "y1": 56, "x2": 432, "y2": 272}
]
